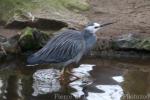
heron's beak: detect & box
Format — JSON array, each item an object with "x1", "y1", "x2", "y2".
[{"x1": 100, "y1": 22, "x2": 115, "y2": 27}]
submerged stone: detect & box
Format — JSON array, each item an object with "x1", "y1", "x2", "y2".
[
  {"x1": 32, "y1": 68, "x2": 61, "y2": 96},
  {"x1": 31, "y1": 64, "x2": 94, "y2": 98}
]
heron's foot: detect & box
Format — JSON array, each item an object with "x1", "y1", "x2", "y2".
[
  {"x1": 66, "y1": 70, "x2": 80, "y2": 79},
  {"x1": 65, "y1": 70, "x2": 83, "y2": 83},
  {"x1": 59, "y1": 71, "x2": 65, "y2": 81},
  {"x1": 59, "y1": 74, "x2": 65, "y2": 81},
  {"x1": 59, "y1": 67, "x2": 81, "y2": 83}
]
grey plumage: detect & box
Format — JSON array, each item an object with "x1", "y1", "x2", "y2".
[
  {"x1": 27, "y1": 22, "x2": 113, "y2": 66},
  {"x1": 27, "y1": 29, "x2": 87, "y2": 66}
]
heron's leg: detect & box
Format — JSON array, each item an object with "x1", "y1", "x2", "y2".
[
  {"x1": 65, "y1": 70, "x2": 80, "y2": 79},
  {"x1": 59, "y1": 66, "x2": 69, "y2": 81},
  {"x1": 60, "y1": 63, "x2": 74, "y2": 75},
  {"x1": 65, "y1": 63, "x2": 81, "y2": 81},
  {"x1": 60, "y1": 66, "x2": 68, "y2": 75},
  {"x1": 59, "y1": 63, "x2": 81, "y2": 83}
]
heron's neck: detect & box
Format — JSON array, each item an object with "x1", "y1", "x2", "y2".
[
  {"x1": 82, "y1": 29, "x2": 97, "y2": 52},
  {"x1": 82, "y1": 30, "x2": 96, "y2": 39}
]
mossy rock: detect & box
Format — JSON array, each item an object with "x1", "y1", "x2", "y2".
[
  {"x1": 134, "y1": 37, "x2": 150, "y2": 50},
  {"x1": 1, "y1": 34, "x2": 21, "y2": 54},
  {"x1": 19, "y1": 27, "x2": 49, "y2": 51},
  {"x1": 112, "y1": 34, "x2": 150, "y2": 51},
  {"x1": 0, "y1": 0, "x2": 89, "y2": 25},
  {"x1": 112, "y1": 34, "x2": 138, "y2": 49}
]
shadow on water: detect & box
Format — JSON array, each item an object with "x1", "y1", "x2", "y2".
[{"x1": 0, "y1": 56, "x2": 150, "y2": 100}]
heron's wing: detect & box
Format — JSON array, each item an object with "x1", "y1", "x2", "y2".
[{"x1": 27, "y1": 30, "x2": 84, "y2": 64}]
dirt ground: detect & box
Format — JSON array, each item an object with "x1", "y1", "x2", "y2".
[
  {"x1": 85, "y1": 0, "x2": 150, "y2": 38},
  {"x1": 0, "y1": 26, "x2": 20, "y2": 38}
]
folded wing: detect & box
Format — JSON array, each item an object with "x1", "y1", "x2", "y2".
[{"x1": 27, "y1": 30, "x2": 84, "y2": 65}]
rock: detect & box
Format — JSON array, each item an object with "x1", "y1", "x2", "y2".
[
  {"x1": 31, "y1": 64, "x2": 94, "y2": 98},
  {"x1": 5, "y1": 18, "x2": 68, "y2": 30},
  {"x1": 136, "y1": 37, "x2": 150, "y2": 50},
  {"x1": 91, "y1": 34, "x2": 150, "y2": 58},
  {"x1": 0, "y1": 51, "x2": 5, "y2": 61},
  {"x1": 1, "y1": 34, "x2": 21, "y2": 54},
  {"x1": 112, "y1": 34, "x2": 150, "y2": 51},
  {"x1": 0, "y1": 35, "x2": 7, "y2": 42},
  {"x1": 0, "y1": 35, "x2": 7, "y2": 59},
  {"x1": 18, "y1": 27, "x2": 49, "y2": 51},
  {"x1": 93, "y1": 37, "x2": 113, "y2": 51},
  {"x1": 0, "y1": 0, "x2": 89, "y2": 28},
  {"x1": 112, "y1": 34, "x2": 139, "y2": 50},
  {"x1": 32, "y1": 68, "x2": 61, "y2": 96}
]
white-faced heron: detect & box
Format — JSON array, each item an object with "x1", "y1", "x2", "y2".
[{"x1": 27, "y1": 22, "x2": 114, "y2": 76}]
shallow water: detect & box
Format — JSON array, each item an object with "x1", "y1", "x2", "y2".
[{"x1": 0, "y1": 57, "x2": 150, "y2": 100}]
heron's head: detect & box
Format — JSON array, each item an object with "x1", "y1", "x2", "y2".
[{"x1": 85, "y1": 22, "x2": 114, "y2": 33}]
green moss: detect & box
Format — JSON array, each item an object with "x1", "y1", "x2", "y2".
[
  {"x1": 19, "y1": 27, "x2": 50, "y2": 51},
  {"x1": 34, "y1": 0, "x2": 89, "y2": 11},
  {"x1": 19, "y1": 27, "x2": 36, "y2": 51},
  {"x1": 134, "y1": 37, "x2": 150, "y2": 50},
  {"x1": 19, "y1": 27, "x2": 33, "y2": 40},
  {"x1": 60, "y1": 0, "x2": 90, "y2": 11}
]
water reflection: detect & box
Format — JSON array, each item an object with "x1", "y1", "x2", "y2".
[
  {"x1": 0, "y1": 58, "x2": 150, "y2": 100},
  {"x1": 0, "y1": 79, "x2": 6, "y2": 100},
  {"x1": 86, "y1": 76, "x2": 124, "y2": 100},
  {"x1": 69, "y1": 64, "x2": 94, "y2": 98},
  {"x1": 122, "y1": 70, "x2": 150, "y2": 100},
  {"x1": 6, "y1": 75, "x2": 23, "y2": 100},
  {"x1": 112, "y1": 76, "x2": 124, "y2": 83},
  {"x1": 87, "y1": 85, "x2": 123, "y2": 100},
  {"x1": 32, "y1": 69, "x2": 61, "y2": 96}
]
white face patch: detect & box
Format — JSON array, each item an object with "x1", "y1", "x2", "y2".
[{"x1": 85, "y1": 23, "x2": 100, "y2": 33}]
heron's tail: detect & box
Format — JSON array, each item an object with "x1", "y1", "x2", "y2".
[{"x1": 27, "y1": 54, "x2": 41, "y2": 65}]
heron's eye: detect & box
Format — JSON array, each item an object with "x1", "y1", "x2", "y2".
[{"x1": 94, "y1": 26, "x2": 99, "y2": 29}]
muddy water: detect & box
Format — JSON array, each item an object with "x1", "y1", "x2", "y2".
[{"x1": 0, "y1": 57, "x2": 150, "y2": 100}]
